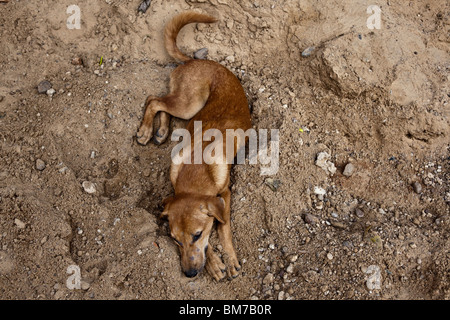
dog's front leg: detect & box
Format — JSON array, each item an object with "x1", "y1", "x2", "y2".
[
  {"x1": 217, "y1": 188, "x2": 241, "y2": 279},
  {"x1": 205, "y1": 245, "x2": 226, "y2": 281}
]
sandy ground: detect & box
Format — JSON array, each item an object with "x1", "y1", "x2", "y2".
[{"x1": 0, "y1": 0, "x2": 449, "y2": 300}]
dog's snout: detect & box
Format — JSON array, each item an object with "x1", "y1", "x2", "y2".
[{"x1": 184, "y1": 269, "x2": 199, "y2": 278}]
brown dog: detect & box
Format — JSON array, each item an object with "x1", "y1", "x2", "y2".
[{"x1": 137, "y1": 11, "x2": 251, "y2": 280}]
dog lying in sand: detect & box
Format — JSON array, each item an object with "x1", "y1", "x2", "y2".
[{"x1": 137, "y1": 11, "x2": 251, "y2": 280}]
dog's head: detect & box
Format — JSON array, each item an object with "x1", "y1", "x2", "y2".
[{"x1": 160, "y1": 194, "x2": 225, "y2": 277}]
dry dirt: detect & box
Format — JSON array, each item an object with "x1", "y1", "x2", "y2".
[{"x1": 0, "y1": 0, "x2": 449, "y2": 300}]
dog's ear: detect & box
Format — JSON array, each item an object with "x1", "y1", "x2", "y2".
[
  {"x1": 201, "y1": 197, "x2": 225, "y2": 224},
  {"x1": 160, "y1": 196, "x2": 174, "y2": 219}
]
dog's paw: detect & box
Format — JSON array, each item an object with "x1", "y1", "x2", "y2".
[
  {"x1": 136, "y1": 126, "x2": 152, "y2": 146},
  {"x1": 223, "y1": 253, "x2": 241, "y2": 279},
  {"x1": 152, "y1": 128, "x2": 169, "y2": 145},
  {"x1": 206, "y1": 251, "x2": 226, "y2": 281}
]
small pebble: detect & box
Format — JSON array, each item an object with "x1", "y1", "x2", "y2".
[
  {"x1": 46, "y1": 88, "x2": 56, "y2": 97},
  {"x1": 138, "y1": 0, "x2": 152, "y2": 13},
  {"x1": 143, "y1": 168, "x2": 151, "y2": 177},
  {"x1": 343, "y1": 163, "x2": 355, "y2": 177},
  {"x1": 315, "y1": 151, "x2": 336, "y2": 175},
  {"x1": 301, "y1": 46, "x2": 315, "y2": 57},
  {"x1": 194, "y1": 48, "x2": 208, "y2": 60},
  {"x1": 313, "y1": 186, "x2": 326, "y2": 195},
  {"x1": 330, "y1": 221, "x2": 346, "y2": 229},
  {"x1": 263, "y1": 273, "x2": 274, "y2": 285},
  {"x1": 54, "y1": 290, "x2": 65, "y2": 299},
  {"x1": 71, "y1": 57, "x2": 83, "y2": 66},
  {"x1": 265, "y1": 178, "x2": 281, "y2": 191},
  {"x1": 355, "y1": 208, "x2": 364, "y2": 218},
  {"x1": 412, "y1": 181, "x2": 422, "y2": 194},
  {"x1": 109, "y1": 24, "x2": 118, "y2": 36},
  {"x1": 304, "y1": 213, "x2": 319, "y2": 225},
  {"x1": 14, "y1": 218, "x2": 26, "y2": 229},
  {"x1": 35, "y1": 159, "x2": 46, "y2": 171},
  {"x1": 327, "y1": 253, "x2": 333, "y2": 260},
  {"x1": 82, "y1": 181, "x2": 96, "y2": 194},
  {"x1": 315, "y1": 201, "x2": 324, "y2": 210},
  {"x1": 286, "y1": 264, "x2": 294, "y2": 273},
  {"x1": 59, "y1": 166, "x2": 69, "y2": 174},
  {"x1": 80, "y1": 281, "x2": 90, "y2": 290},
  {"x1": 225, "y1": 55, "x2": 235, "y2": 63},
  {"x1": 37, "y1": 80, "x2": 52, "y2": 94}
]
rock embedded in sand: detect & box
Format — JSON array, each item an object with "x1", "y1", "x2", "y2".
[
  {"x1": 109, "y1": 24, "x2": 118, "y2": 36},
  {"x1": 225, "y1": 55, "x2": 235, "y2": 64},
  {"x1": 343, "y1": 163, "x2": 355, "y2": 177},
  {"x1": 82, "y1": 181, "x2": 96, "y2": 194},
  {"x1": 194, "y1": 48, "x2": 208, "y2": 60},
  {"x1": 37, "y1": 80, "x2": 52, "y2": 94},
  {"x1": 262, "y1": 273, "x2": 274, "y2": 285},
  {"x1": 71, "y1": 57, "x2": 83, "y2": 66},
  {"x1": 355, "y1": 208, "x2": 365, "y2": 218},
  {"x1": 46, "y1": 88, "x2": 56, "y2": 97},
  {"x1": 137, "y1": 0, "x2": 152, "y2": 13},
  {"x1": 35, "y1": 159, "x2": 46, "y2": 171},
  {"x1": 412, "y1": 181, "x2": 422, "y2": 194},
  {"x1": 303, "y1": 213, "x2": 319, "y2": 225},
  {"x1": 301, "y1": 46, "x2": 315, "y2": 57},
  {"x1": 315, "y1": 151, "x2": 336, "y2": 175},
  {"x1": 14, "y1": 218, "x2": 26, "y2": 229},
  {"x1": 313, "y1": 186, "x2": 326, "y2": 196},
  {"x1": 81, "y1": 281, "x2": 90, "y2": 290},
  {"x1": 315, "y1": 201, "x2": 324, "y2": 210},
  {"x1": 265, "y1": 178, "x2": 281, "y2": 191}
]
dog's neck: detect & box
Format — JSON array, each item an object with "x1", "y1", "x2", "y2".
[{"x1": 174, "y1": 164, "x2": 220, "y2": 196}]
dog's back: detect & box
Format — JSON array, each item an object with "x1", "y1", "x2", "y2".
[{"x1": 165, "y1": 12, "x2": 251, "y2": 143}]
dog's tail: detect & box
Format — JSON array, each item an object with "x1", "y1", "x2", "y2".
[{"x1": 164, "y1": 11, "x2": 217, "y2": 63}]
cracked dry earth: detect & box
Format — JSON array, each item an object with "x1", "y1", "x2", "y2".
[{"x1": 0, "y1": 0, "x2": 449, "y2": 300}]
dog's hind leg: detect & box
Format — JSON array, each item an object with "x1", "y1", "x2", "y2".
[
  {"x1": 153, "y1": 111, "x2": 171, "y2": 145},
  {"x1": 137, "y1": 95, "x2": 166, "y2": 145},
  {"x1": 137, "y1": 78, "x2": 209, "y2": 146}
]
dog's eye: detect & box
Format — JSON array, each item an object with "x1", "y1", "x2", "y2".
[{"x1": 192, "y1": 231, "x2": 202, "y2": 243}]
